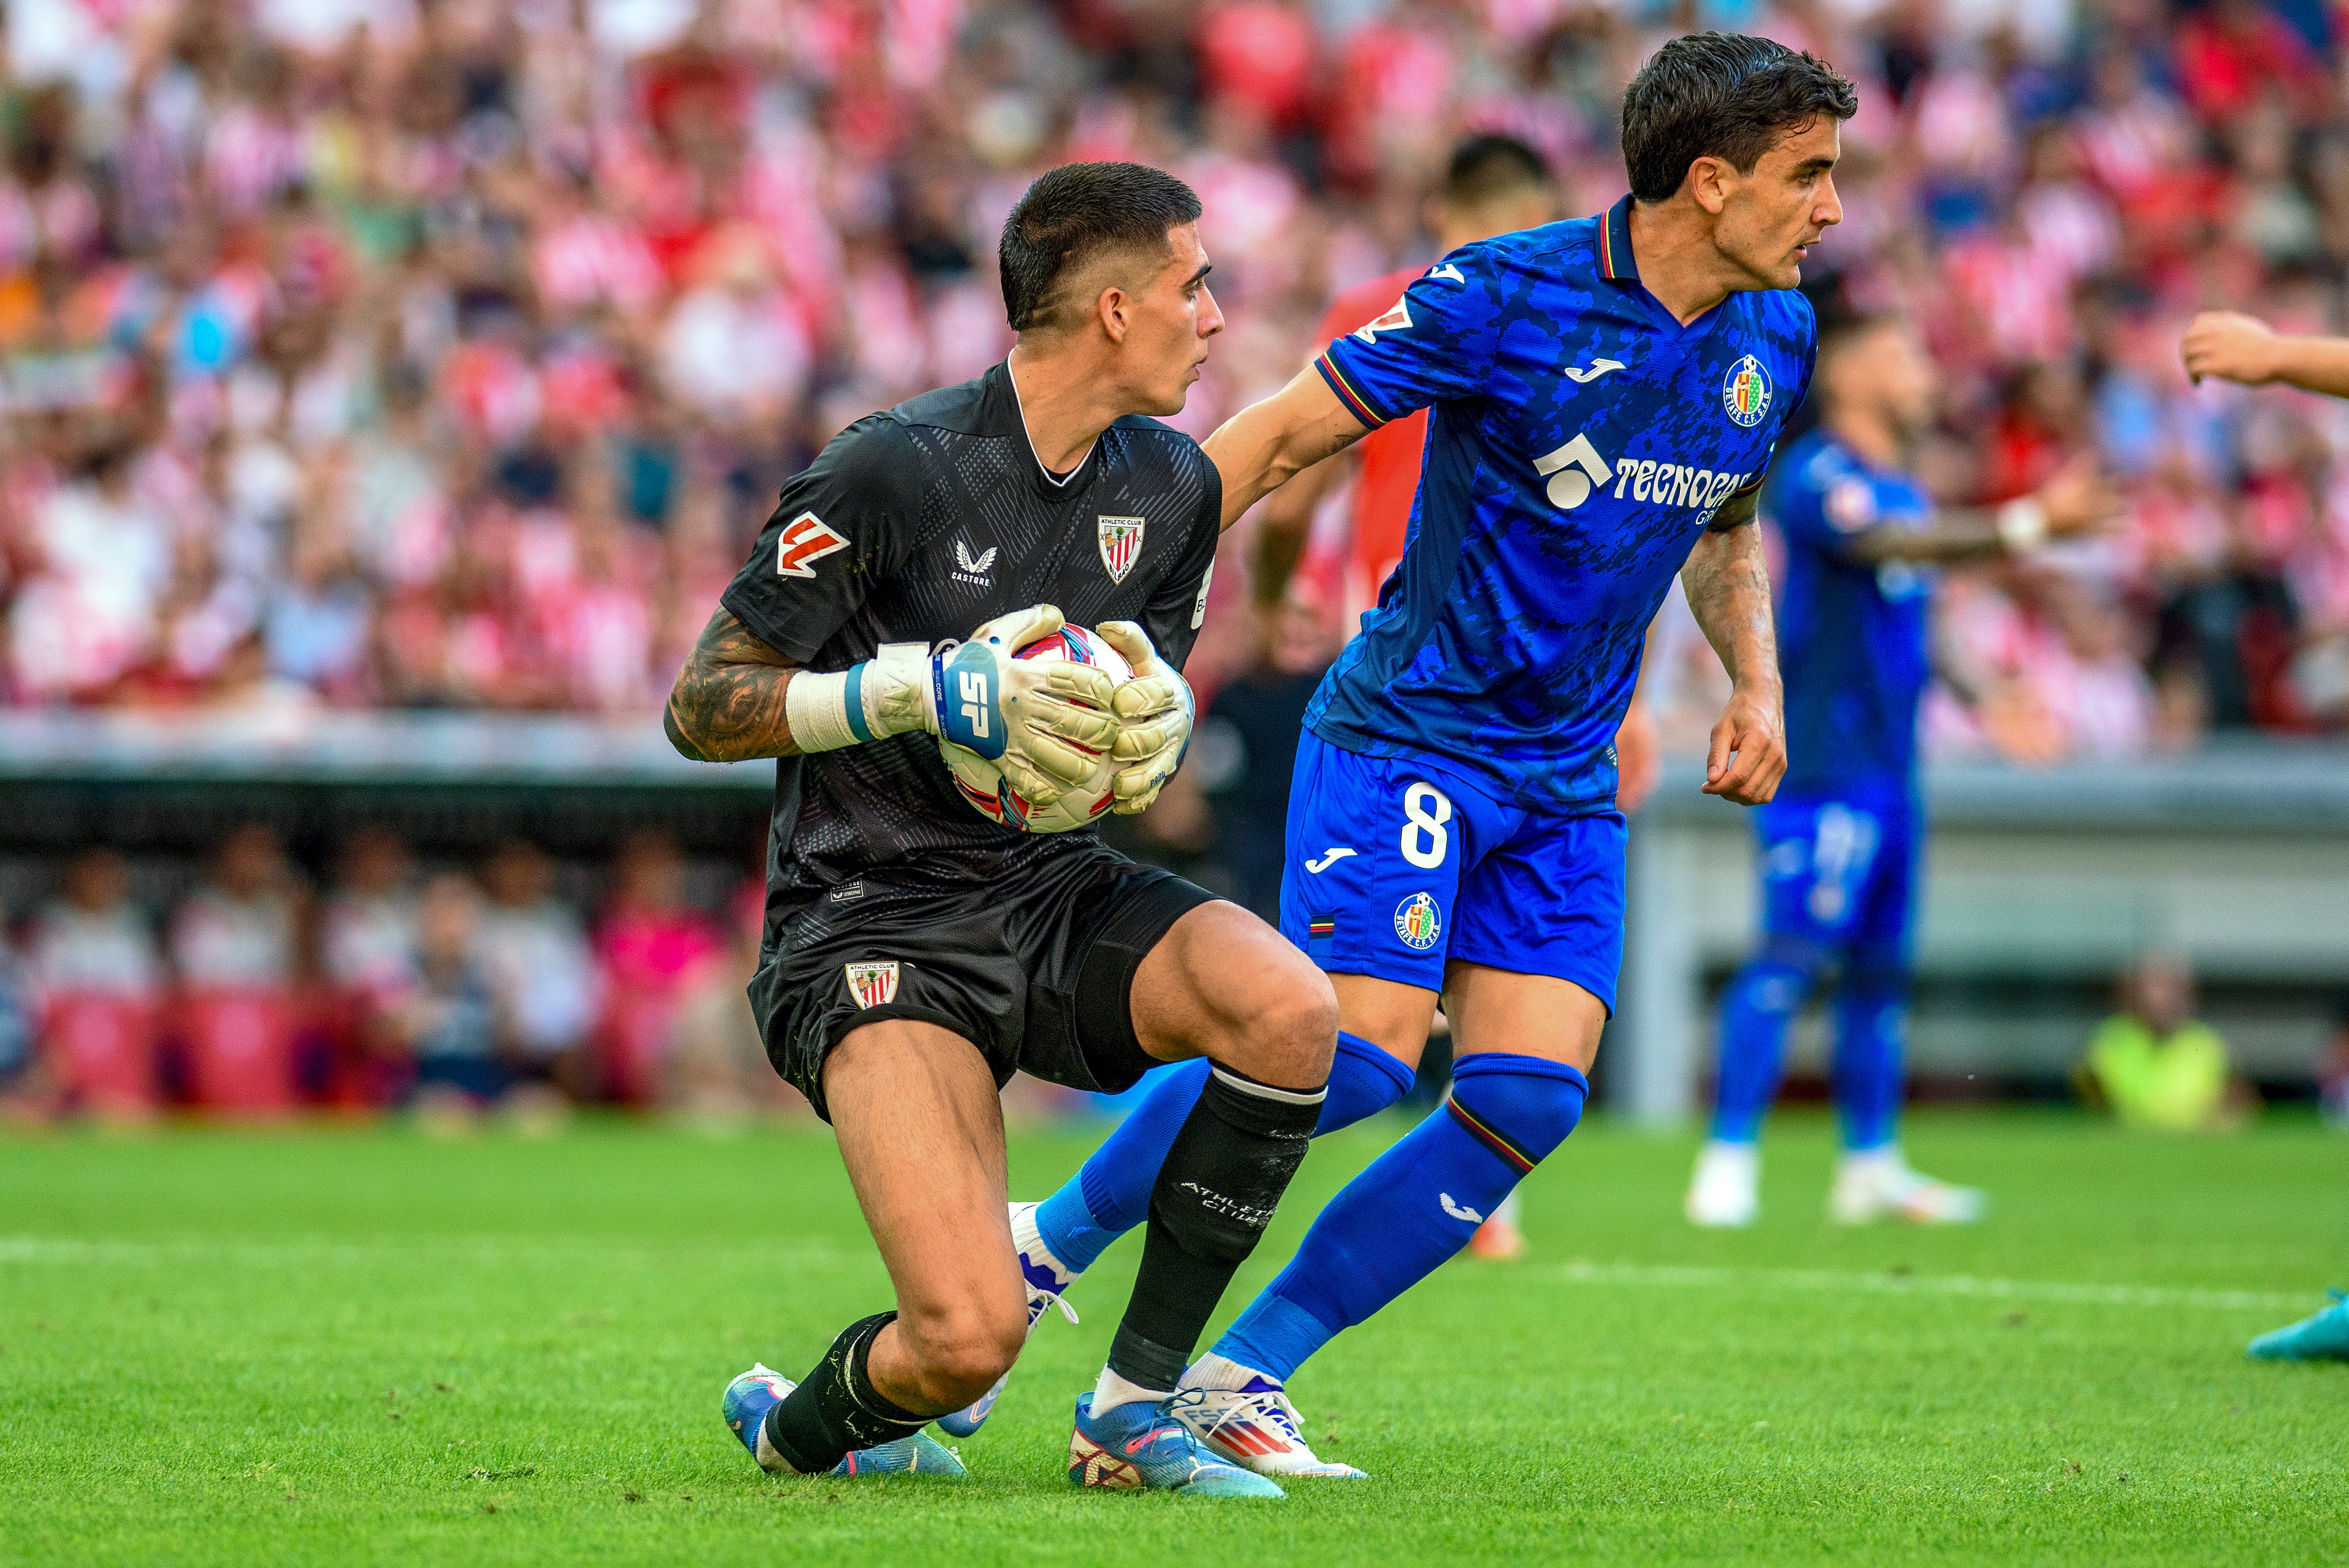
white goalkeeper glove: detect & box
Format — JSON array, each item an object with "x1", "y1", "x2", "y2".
[
  {"x1": 1094, "y1": 620, "x2": 1194, "y2": 815},
  {"x1": 784, "y1": 603, "x2": 1119, "y2": 808}
]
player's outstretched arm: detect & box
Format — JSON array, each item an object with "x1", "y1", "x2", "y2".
[
  {"x1": 1203, "y1": 366, "x2": 1369, "y2": 530},
  {"x1": 1844, "y1": 455, "x2": 2120, "y2": 565},
  {"x1": 665, "y1": 606, "x2": 805, "y2": 763},
  {"x1": 1681, "y1": 491, "x2": 1786, "y2": 806},
  {"x1": 2182, "y1": 310, "x2": 2349, "y2": 398}
]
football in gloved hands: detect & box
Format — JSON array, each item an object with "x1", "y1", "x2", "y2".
[
  {"x1": 1093, "y1": 620, "x2": 1194, "y2": 815},
  {"x1": 938, "y1": 607, "x2": 1132, "y2": 832}
]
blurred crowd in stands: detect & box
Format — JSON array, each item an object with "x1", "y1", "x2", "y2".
[
  {"x1": 0, "y1": 823, "x2": 808, "y2": 1125},
  {"x1": 0, "y1": 0, "x2": 2347, "y2": 756}
]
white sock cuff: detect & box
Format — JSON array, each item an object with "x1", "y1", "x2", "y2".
[
  {"x1": 1209, "y1": 1063, "x2": 1327, "y2": 1107},
  {"x1": 1092, "y1": 1364, "x2": 1171, "y2": 1414}
]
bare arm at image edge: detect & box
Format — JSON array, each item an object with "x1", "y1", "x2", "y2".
[
  {"x1": 2181, "y1": 311, "x2": 2349, "y2": 399},
  {"x1": 1679, "y1": 487, "x2": 1787, "y2": 806}
]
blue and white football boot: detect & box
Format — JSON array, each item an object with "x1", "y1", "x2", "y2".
[
  {"x1": 935, "y1": 1201, "x2": 1080, "y2": 1439},
  {"x1": 1174, "y1": 1354, "x2": 1367, "y2": 1478},
  {"x1": 721, "y1": 1364, "x2": 966, "y2": 1477},
  {"x1": 2248, "y1": 1290, "x2": 2349, "y2": 1362},
  {"x1": 1067, "y1": 1390, "x2": 1285, "y2": 1498}
]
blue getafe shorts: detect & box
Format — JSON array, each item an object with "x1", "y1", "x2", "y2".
[
  {"x1": 1275, "y1": 731, "x2": 1627, "y2": 1010},
  {"x1": 1750, "y1": 785, "x2": 1920, "y2": 970}
]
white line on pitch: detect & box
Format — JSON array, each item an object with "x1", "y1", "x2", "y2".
[
  {"x1": 0, "y1": 1235, "x2": 848, "y2": 1268},
  {"x1": 1554, "y1": 1259, "x2": 2311, "y2": 1312}
]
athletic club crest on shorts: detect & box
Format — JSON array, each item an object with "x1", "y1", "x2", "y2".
[
  {"x1": 1722, "y1": 355, "x2": 1772, "y2": 428},
  {"x1": 844, "y1": 960, "x2": 900, "y2": 1009},
  {"x1": 1097, "y1": 515, "x2": 1145, "y2": 583},
  {"x1": 1393, "y1": 893, "x2": 1442, "y2": 951}
]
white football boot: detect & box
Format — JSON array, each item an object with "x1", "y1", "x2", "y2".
[
  {"x1": 1684, "y1": 1139, "x2": 1761, "y2": 1228},
  {"x1": 1173, "y1": 1353, "x2": 1367, "y2": 1479},
  {"x1": 1829, "y1": 1147, "x2": 1987, "y2": 1225}
]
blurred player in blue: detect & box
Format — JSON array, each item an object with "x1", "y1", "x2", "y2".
[
  {"x1": 1684, "y1": 312, "x2": 2114, "y2": 1228},
  {"x1": 944, "y1": 33, "x2": 1860, "y2": 1475}
]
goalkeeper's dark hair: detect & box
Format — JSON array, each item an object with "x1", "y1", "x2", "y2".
[
  {"x1": 1442, "y1": 134, "x2": 1553, "y2": 210},
  {"x1": 1620, "y1": 32, "x2": 1857, "y2": 204},
  {"x1": 999, "y1": 162, "x2": 1203, "y2": 335}
]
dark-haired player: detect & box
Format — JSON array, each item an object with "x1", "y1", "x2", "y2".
[
  {"x1": 962, "y1": 33, "x2": 1856, "y2": 1477},
  {"x1": 666, "y1": 162, "x2": 1336, "y2": 1499},
  {"x1": 1685, "y1": 313, "x2": 2111, "y2": 1229}
]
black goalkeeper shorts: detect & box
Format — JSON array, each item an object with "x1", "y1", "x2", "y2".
[{"x1": 748, "y1": 846, "x2": 1221, "y2": 1121}]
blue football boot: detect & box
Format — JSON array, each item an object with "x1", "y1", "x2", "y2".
[
  {"x1": 935, "y1": 1201, "x2": 1081, "y2": 1439},
  {"x1": 722, "y1": 1364, "x2": 967, "y2": 1476},
  {"x1": 1066, "y1": 1390, "x2": 1285, "y2": 1498},
  {"x1": 2248, "y1": 1290, "x2": 2349, "y2": 1362}
]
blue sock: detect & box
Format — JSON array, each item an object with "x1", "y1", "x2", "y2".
[
  {"x1": 1031, "y1": 1032, "x2": 1413, "y2": 1274},
  {"x1": 1708, "y1": 957, "x2": 1812, "y2": 1144},
  {"x1": 1832, "y1": 967, "x2": 1908, "y2": 1152},
  {"x1": 1211, "y1": 1054, "x2": 1588, "y2": 1383}
]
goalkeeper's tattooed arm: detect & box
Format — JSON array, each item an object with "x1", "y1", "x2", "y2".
[{"x1": 665, "y1": 606, "x2": 804, "y2": 762}]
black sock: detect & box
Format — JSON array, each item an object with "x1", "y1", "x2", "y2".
[
  {"x1": 1109, "y1": 1063, "x2": 1326, "y2": 1391},
  {"x1": 760, "y1": 1311, "x2": 928, "y2": 1474}
]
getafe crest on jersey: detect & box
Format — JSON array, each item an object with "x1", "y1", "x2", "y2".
[
  {"x1": 843, "y1": 960, "x2": 900, "y2": 1009},
  {"x1": 1722, "y1": 355, "x2": 1772, "y2": 428},
  {"x1": 1393, "y1": 892, "x2": 1441, "y2": 950},
  {"x1": 1098, "y1": 515, "x2": 1145, "y2": 583}
]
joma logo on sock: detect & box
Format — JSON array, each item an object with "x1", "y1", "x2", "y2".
[{"x1": 1176, "y1": 1182, "x2": 1275, "y2": 1230}]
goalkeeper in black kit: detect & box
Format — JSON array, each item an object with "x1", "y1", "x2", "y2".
[{"x1": 663, "y1": 162, "x2": 1336, "y2": 1497}]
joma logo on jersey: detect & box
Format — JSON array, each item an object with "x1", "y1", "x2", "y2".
[
  {"x1": 776, "y1": 512, "x2": 850, "y2": 578},
  {"x1": 1097, "y1": 515, "x2": 1145, "y2": 582},
  {"x1": 843, "y1": 960, "x2": 899, "y2": 1009}
]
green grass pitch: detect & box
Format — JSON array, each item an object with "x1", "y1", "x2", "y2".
[{"x1": 3, "y1": 1111, "x2": 2345, "y2": 1566}]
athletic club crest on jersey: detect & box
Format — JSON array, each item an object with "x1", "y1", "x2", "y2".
[
  {"x1": 843, "y1": 960, "x2": 899, "y2": 1009},
  {"x1": 1393, "y1": 892, "x2": 1442, "y2": 951},
  {"x1": 1722, "y1": 356, "x2": 1772, "y2": 428},
  {"x1": 1097, "y1": 515, "x2": 1145, "y2": 583}
]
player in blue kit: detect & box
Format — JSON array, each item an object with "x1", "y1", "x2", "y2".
[
  {"x1": 1683, "y1": 312, "x2": 2113, "y2": 1229},
  {"x1": 936, "y1": 34, "x2": 1859, "y2": 1476}
]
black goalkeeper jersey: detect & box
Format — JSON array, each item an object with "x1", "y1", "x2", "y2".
[{"x1": 719, "y1": 361, "x2": 1223, "y2": 906}]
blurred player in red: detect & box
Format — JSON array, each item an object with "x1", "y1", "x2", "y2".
[{"x1": 1250, "y1": 133, "x2": 1661, "y2": 1260}]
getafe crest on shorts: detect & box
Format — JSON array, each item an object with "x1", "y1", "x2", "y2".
[
  {"x1": 843, "y1": 960, "x2": 900, "y2": 1009},
  {"x1": 1393, "y1": 892, "x2": 1442, "y2": 951},
  {"x1": 1722, "y1": 355, "x2": 1772, "y2": 428},
  {"x1": 1097, "y1": 515, "x2": 1145, "y2": 583}
]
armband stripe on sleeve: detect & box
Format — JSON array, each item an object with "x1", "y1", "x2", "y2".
[
  {"x1": 1731, "y1": 471, "x2": 1767, "y2": 498},
  {"x1": 1316, "y1": 351, "x2": 1391, "y2": 429},
  {"x1": 843, "y1": 662, "x2": 873, "y2": 744}
]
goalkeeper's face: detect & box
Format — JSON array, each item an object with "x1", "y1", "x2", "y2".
[{"x1": 1116, "y1": 222, "x2": 1225, "y2": 417}]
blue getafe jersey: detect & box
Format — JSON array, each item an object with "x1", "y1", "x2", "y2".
[
  {"x1": 1771, "y1": 428, "x2": 1937, "y2": 795},
  {"x1": 1306, "y1": 195, "x2": 1817, "y2": 812}
]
